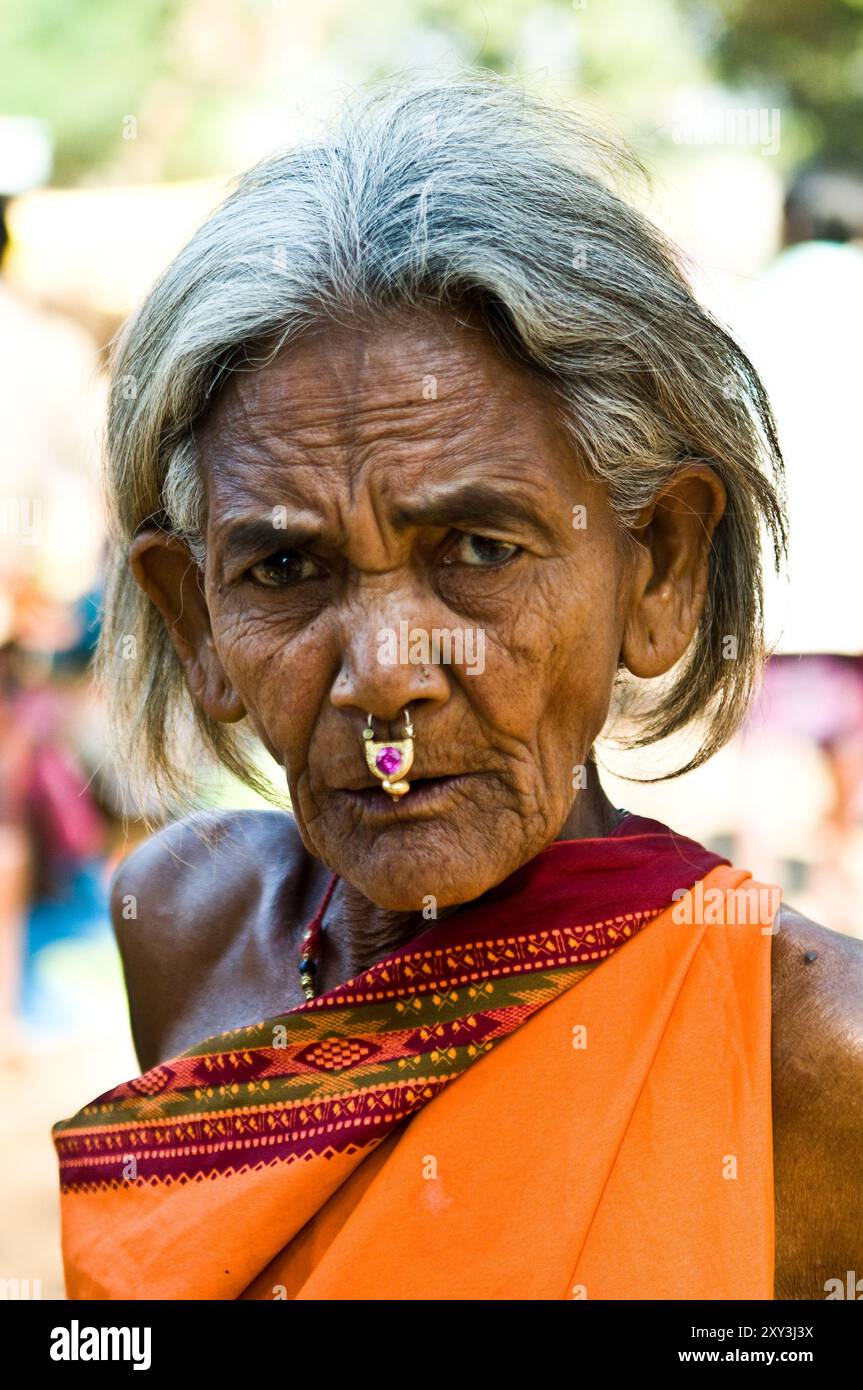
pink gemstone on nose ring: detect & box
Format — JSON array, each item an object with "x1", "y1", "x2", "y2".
[{"x1": 375, "y1": 746, "x2": 403, "y2": 777}]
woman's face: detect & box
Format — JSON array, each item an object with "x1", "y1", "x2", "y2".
[{"x1": 190, "y1": 307, "x2": 633, "y2": 908}]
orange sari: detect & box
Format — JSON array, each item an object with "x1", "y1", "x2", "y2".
[{"x1": 53, "y1": 815, "x2": 776, "y2": 1300}]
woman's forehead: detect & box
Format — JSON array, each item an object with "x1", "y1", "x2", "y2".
[
  {"x1": 204, "y1": 307, "x2": 553, "y2": 428},
  {"x1": 197, "y1": 308, "x2": 576, "y2": 504}
]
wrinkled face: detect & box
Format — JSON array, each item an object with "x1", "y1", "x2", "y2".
[{"x1": 197, "y1": 308, "x2": 632, "y2": 908}]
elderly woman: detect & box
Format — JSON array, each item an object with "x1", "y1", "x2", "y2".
[{"x1": 54, "y1": 76, "x2": 862, "y2": 1302}]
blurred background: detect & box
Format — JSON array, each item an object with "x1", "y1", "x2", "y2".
[{"x1": 1, "y1": 0, "x2": 862, "y2": 1297}]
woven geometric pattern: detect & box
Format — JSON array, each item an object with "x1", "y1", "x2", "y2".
[{"x1": 54, "y1": 912, "x2": 657, "y2": 1190}]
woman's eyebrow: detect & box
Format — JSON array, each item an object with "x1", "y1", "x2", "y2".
[
  {"x1": 391, "y1": 483, "x2": 558, "y2": 542},
  {"x1": 216, "y1": 482, "x2": 558, "y2": 574},
  {"x1": 216, "y1": 517, "x2": 322, "y2": 573}
]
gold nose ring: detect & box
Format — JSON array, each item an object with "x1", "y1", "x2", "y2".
[{"x1": 362, "y1": 709, "x2": 415, "y2": 799}]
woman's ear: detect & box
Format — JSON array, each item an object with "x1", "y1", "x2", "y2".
[
  {"x1": 621, "y1": 464, "x2": 727, "y2": 679},
  {"x1": 129, "y1": 529, "x2": 246, "y2": 723}
]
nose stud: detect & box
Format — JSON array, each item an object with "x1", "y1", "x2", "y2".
[{"x1": 362, "y1": 709, "x2": 415, "y2": 799}]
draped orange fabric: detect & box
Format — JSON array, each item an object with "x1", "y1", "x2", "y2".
[
  {"x1": 54, "y1": 818, "x2": 776, "y2": 1300},
  {"x1": 242, "y1": 865, "x2": 775, "y2": 1300}
]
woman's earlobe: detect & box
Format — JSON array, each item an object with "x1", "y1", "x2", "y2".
[
  {"x1": 200, "y1": 662, "x2": 247, "y2": 723},
  {"x1": 621, "y1": 613, "x2": 672, "y2": 679}
]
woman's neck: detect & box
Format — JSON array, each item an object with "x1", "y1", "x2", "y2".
[{"x1": 553, "y1": 763, "x2": 621, "y2": 842}]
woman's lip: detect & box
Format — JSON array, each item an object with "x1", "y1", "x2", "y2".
[{"x1": 338, "y1": 773, "x2": 474, "y2": 816}]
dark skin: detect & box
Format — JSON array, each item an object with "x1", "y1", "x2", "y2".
[{"x1": 120, "y1": 306, "x2": 863, "y2": 1300}]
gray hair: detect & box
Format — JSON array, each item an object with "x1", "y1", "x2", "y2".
[{"x1": 99, "y1": 70, "x2": 786, "y2": 817}]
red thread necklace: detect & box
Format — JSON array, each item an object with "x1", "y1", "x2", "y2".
[{"x1": 299, "y1": 870, "x2": 340, "y2": 1001}]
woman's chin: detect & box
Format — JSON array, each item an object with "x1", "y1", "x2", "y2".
[
  {"x1": 345, "y1": 876, "x2": 481, "y2": 914},
  {"x1": 324, "y1": 826, "x2": 515, "y2": 914}
]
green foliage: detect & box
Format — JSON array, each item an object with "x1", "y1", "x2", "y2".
[
  {"x1": 696, "y1": 0, "x2": 863, "y2": 161},
  {"x1": 2, "y1": 0, "x2": 860, "y2": 184},
  {"x1": 0, "y1": 0, "x2": 182, "y2": 183}
]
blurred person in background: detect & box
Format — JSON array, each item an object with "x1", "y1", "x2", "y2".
[
  {"x1": 0, "y1": 581, "x2": 109, "y2": 1051},
  {"x1": 736, "y1": 163, "x2": 863, "y2": 927},
  {"x1": 0, "y1": 138, "x2": 111, "y2": 1054}
]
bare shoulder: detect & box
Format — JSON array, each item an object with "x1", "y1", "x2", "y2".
[
  {"x1": 772, "y1": 904, "x2": 863, "y2": 1298},
  {"x1": 109, "y1": 808, "x2": 306, "y2": 941},
  {"x1": 110, "y1": 809, "x2": 312, "y2": 1071},
  {"x1": 772, "y1": 903, "x2": 863, "y2": 1057}
]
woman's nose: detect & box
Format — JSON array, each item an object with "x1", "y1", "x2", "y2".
[{"x1": 330, "y1": 604, "x2": 453, "y2": 722}]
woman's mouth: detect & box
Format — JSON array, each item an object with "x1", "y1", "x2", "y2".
[{"x1": 338, "y1": 773, "x2": 475, "y2": 817}]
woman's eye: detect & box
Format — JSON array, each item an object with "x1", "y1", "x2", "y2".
[
  {"x1": 444, "y1": 533, "x2": 521, "y2": 567},
  {"x1": 248, "y1": 550, "x2": 319, "y2": 588}
]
